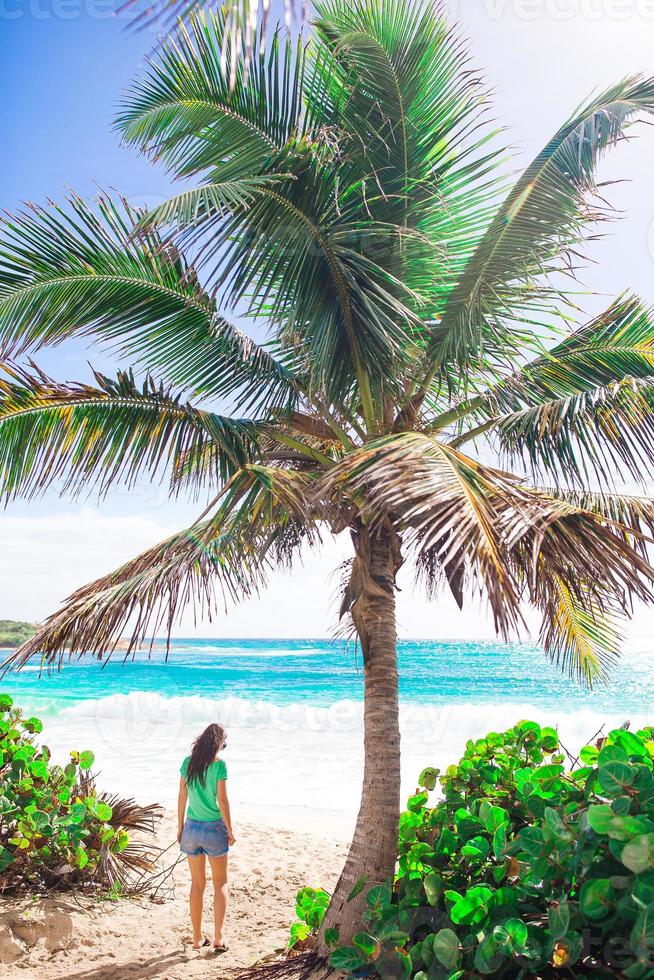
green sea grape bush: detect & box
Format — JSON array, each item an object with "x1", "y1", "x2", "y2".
[
  {"x1": 288, "y1": 886, "x2": 334, "y2": 950},
  {"x1": 0, "y1": 693, "x2": 161, "y2": 893},
  {"x1": 327, "y1": 721, "x2": 654, "y2": 978}
]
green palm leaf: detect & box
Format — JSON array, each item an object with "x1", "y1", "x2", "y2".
[
  {"x1": 144, "y1": 169, "x2": 425, "y2": 411},
  {"x1": 0, "y1": 362, "x2": 261, "y2": 499},
  {"x1": 447, "y1": 296, "x2": 654, "y2": 484},
  {"x1": 487, "y1": 377, "x2": 654, "y2": 486},
  {"x1": 488, "y1": 294, "x2": 654, "y2": 412},
  {"x1": 118, "y1": 0, "x2": 278, "y2": 54},
  {"x1": 311, "y1": 0, "x2": 501, "y2": 305},
  {"x1": 0, "y1": 193, "x2": 297, "y2": 414},
  {"x1": 425, "y1": 75, "x2": 654, "y2": 381},
  {"x1": 116, "y1": 12, "x2": 307, "y2": 180}
]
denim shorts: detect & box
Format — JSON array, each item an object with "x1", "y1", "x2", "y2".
[{"x1": 180, "y1": 818, "x2": 229, "y2": 857}]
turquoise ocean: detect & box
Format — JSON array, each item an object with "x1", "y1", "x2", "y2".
[{"x1": 4, "y1": 638, "x2": 654, "y2": 823}]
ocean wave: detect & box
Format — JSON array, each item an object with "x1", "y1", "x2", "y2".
[
  {"x1": 52, "y1": 690, "x2": 654, "y2": 744},
  {"x1": 148, "y1": 643, "x2": 324, "y2": 658},
  {"x1": 24, "y1": 691, "x2": 653, "y2": 812}
]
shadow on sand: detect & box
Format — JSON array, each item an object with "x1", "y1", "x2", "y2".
[{"x1": 61, "y1": 948, "x2": 233, "y2": 980}]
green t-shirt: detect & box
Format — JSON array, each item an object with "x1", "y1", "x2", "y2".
[{"x1": 181, "y1": 756, "x2": 228, "y2": 822}]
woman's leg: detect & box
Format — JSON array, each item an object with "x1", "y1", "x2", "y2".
[
  {"x1": 208, "y1": 855, "x2": 228, "y2": 947},
  {"x1": 187, "y1": 854, "x2": 207, "y2": 947}
]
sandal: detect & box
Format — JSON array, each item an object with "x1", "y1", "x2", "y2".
[
  {"x1": 213, "y1": 943, "x2": 228, "y2": 954},
  {"x1": 193, "y1": 937, "x2": 212, "y2": 950}
]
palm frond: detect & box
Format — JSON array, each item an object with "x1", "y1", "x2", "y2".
[
  {"x1": 126, "y1": 0, "x2": 498, "y2": 413},
  {"x1": 0, "y1": 192, "x2": 297, "y2": 414},
  {"x1": 3, "y1": 465, "x2": 319, "y2": 668},
  {"x1": 144, "y1": 168, "x2": 426, "y2": 409},
  {"x1": 310, "y1": 0, "x2": 502, "y2": 308},
  {"x1": 118, "y1": 0, "x2": 281, "y2": 53},
  {"x1": 535, "y1": 576, "x2": 623, "y2": 686},
  {"x1": 447, "y1": 296, "x2": 654, "y2": 484},
  {"x1": 537, "y1": 487, "x2": 654, "y2": 558},
  {"x1": 0, "y1": 362, "x2": 261, "y2": 500},
  {"x1": 116, "y1": 13, "x2": 307, "y2": 180},
  {"x1": 136, "y1": 175, "x2": 288, "y2": 230},
  {"x1": 321, "y1": 433, "x2": 525, "y2": 636},
  {"x1": 319, "y1": 433, "x2": 654, "y2": 675},
  {"x1": 427, "y1": 75, "x2": 654, "y2": 380},
  {"x1": 476, "y1": 294, "x2": 654, "y2": 415},
  {"x1": 97, "y1": 793, "x2": 163, "y2": 890},
  {"x1": 488, "y1": 376, "x2": 654, "y2": 486}
]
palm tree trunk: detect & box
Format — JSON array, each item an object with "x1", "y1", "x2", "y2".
[{"x1": 320, "y1": 523, "x2": 402, "y2": 948}]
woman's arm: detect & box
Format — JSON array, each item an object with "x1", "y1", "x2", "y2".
[
  {"x1": 177, "y1": 776, "x2": 188, "y2": 843},
  {"x1": 217, "y1": 780, "x2": 235, "y2": 845}
]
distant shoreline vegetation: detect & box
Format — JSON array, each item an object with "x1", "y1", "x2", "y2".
[{"x1": 0, "y1": 620, "x2": 36, "y2": 648}]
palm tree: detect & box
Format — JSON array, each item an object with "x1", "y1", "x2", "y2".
[{"x1": 3, "y1": 0, "x2": 654, "y2": 947}]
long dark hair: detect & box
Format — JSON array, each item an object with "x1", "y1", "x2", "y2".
[{"x1": 186, "y1": 723, "x2": 227, "y2": 787}]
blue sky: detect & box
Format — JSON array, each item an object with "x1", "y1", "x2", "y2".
[{"x1": 3, "y1": 0, "x2": 654, "y2": 641}]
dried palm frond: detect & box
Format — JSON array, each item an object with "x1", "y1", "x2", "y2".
[
  {"x1": 3, "y1": 465, "x2": 320, "y2": 669},
  {"x1": 97, "y1": 794, "x2": 164, "y2": 890},
  {"x1": 319, "y1": 433, "x2": 654, "y2": 681}
]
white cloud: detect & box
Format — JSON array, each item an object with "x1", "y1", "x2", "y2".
[{"x1": 0, "y1": 509, "x2": 177, "y2": 624}]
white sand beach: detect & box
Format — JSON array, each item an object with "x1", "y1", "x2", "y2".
[{"x1": 0, "y1": 809, "x2": 348, "y2": 979}]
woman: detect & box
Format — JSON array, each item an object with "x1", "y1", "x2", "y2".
[{"x1": 177, "y1": 722, "x2": 235, "y2": 952}]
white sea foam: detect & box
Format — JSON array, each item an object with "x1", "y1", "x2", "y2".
[
  {"x1": 28, "y1": 691, "x2": 654, "y2": 815},
  {"x1": 148, "y1": 644, "x2": 324, "y2": 658}
]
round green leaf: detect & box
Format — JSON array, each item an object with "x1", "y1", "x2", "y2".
[
  {"x1": 544, "y1": 807, "x2": 564, "y2": 835},
  {"x1": 69, "y1": 802, "x2": 87, "y2": 824},
  {"x1": 548, "y1": 899, "x2": 570, "y2": 939},
  {"x1": 366, "y1": 884, "x2": 392, "y2": 908},
  {"x1": 289, "y1": 922, "x2": 310, "y2": 947},
  {"x1": 451, "y1": 893, "x2": 487, "y2": 926},
  {"x1": 418, "y1": 767, "x2": 439, "y2": 791},
  {"x1": 588, "y1": 803, "x2": 615, "y2": 835},
  {"x1": 28, "y1": 760, "x2": 48, "y2": 780},
  {"x1": 30, "y1": 810, "x2": 50, "y2": 830},
  {"x1": 353, "y1": 932, "x2": 377, "y2": 957},
  {"x1": 94, "y1": 801, "x2": 113, "y2": 822},
  {"x1": 579, "y1": 878, "x2": 612, "y2": 920},
  {"x1": 22, "y1": 717, "x2": 43, "y2": 734},
  {"x1": 432, "y1": 928, "x2": 461, "y2": 970},
  {"x1": 598, "y1": 760, "x2": 634, "y2": 797},
  {"x1": 423, "y1": 872, "x2": 442, "y2": 907},
  {"x1": 329, "y1": 946, "x2": 367, "y2": 972},
  {"x1": 579, "y1": 745, "x2": 599, "y2": 765},
  {"x1": 516, "y1": 826, "x2": 544, "y2": 856},
  {"x1": 612, "y1": 730, "x2": 648, "y2": 758},
  {"x1": 621, "y1": 834, "x2": 654, "y2": 874},
  {"x1": 460, "y1": 836, "x2": 490, "y2": 862},
  {"x1": 482, "y1": 805, "x2": 509, "y2": 833},
  {"x1": 504, "y1": 918, "x2": 528, "y2": 949},
  {"x1": 79, "y1": 750, "x2": 95, "y2": 771}
]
